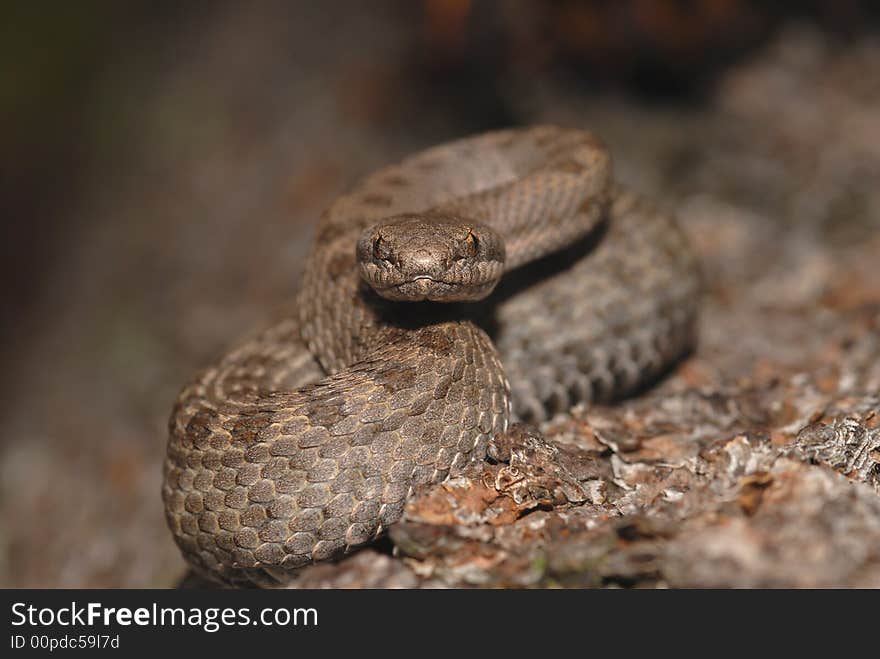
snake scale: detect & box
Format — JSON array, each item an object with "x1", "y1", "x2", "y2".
[{"x1": 163, "y1": 125, "x2": 701, "y2": 586}]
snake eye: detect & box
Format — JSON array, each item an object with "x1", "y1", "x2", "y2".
[
  {"x1": 465, "y1": 231, "x2": 479, "y2": 257},
  {"x1": 372, "y1": 236, "x2": 385, "y2": 260}
]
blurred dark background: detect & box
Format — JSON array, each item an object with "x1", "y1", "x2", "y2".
[{"x1": 2, "y1": 1, "x2": 879, "y2": 586}]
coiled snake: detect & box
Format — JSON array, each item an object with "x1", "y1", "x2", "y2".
[{"x1": 163, "y1": 126, "x2": 701, "y2": 586}]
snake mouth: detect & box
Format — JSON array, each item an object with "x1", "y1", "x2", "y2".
[
  {"x1": 375, "y1": 275, "x2": 498, "y2": 302},
  {"x1": 359, "y1": 254, "x2": 504, "y2": 301},
  {"x1": 380, "y1": 276, "x2": 459, "y2": 301}
]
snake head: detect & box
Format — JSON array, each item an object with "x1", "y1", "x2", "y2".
[{"x1": 357, "y1": 214, "x2": 506, "y2": 302}]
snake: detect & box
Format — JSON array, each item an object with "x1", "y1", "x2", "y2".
[{"x1": 163, "y1": 125, "x2": 701, "y2": 587}]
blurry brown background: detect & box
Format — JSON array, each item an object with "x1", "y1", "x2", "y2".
[{"x1": 2, "y1": 1, "x2": 879, "y2": 587}]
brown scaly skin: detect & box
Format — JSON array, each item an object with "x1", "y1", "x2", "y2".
[{"x1": 163, "y1": 126, "x2": 701, "y2": 586}]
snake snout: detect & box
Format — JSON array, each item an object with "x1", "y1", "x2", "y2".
[
  {"x1": 407, "y1": 248, "x2": 438, "y2": 274},
  {"x1": 400, "y1": 249, "x2": 463, "y2": 286}
]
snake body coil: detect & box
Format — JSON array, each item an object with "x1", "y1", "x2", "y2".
[{"x1": 163, "y1": 126, "x2": 701, "y2": 586}]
